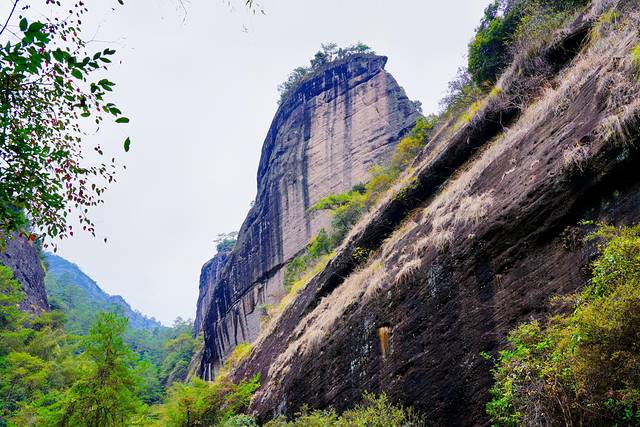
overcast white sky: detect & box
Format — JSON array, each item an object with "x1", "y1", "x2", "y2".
[{"x1": 20, "y1": 0, "x2": 488, "y2": 325}]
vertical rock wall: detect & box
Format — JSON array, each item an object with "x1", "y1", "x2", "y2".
[
  {"x1": 0, "y1": 233, "x2": 49, "y2": 312},
  {"x1": 196, "y1": 54, "x2": 420, "y2": 376}
]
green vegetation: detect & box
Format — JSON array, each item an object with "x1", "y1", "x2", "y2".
[
  {"x1": 0, "y1": 261, "x2": 255, "y2": 426},
  {"x1": 0, "y1": 2, "x2": 129, "y2": 243},
  {"x1": 633, "y1": 43, "x2": 640, "y2": 77},
  {"x1": 278, "y1": 43, "x2": 375, "y2": 104},
  {"x1": 487, "y1": 224, "x2": 640, "y2": 426},
  {"x1": 150, "y1": 376, "x2": 260, "y2": 427},
  {"x1": 44, "y1": 254, "x2": 198, "y2": 392},
  {"x1": 468, "y1": 1, "x2": 522, "y2": 86},
  {"x1": 0, "y1": 266, "x2": 150, "y2": 426},
  {"x1": 264, "y1": 393, "x2": 426, "y2": 427},
  {"x1": 57, "y1": 312, "x2": 146, "y2": 426},
  {"x1": 214, "y1": 232, "x2": 239, "y2": 253},
  {"x1": 150, "y1": 344, "x2": 259, "y2": 427},
  {"x1": 468, "y1": 0, "x2": 589, "y2": 86}
]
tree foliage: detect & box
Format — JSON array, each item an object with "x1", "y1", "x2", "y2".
[
  {"x1": 0, "y1": 263, "x2": 203, "y2": 425},
  {"x1": 487, "y1": 224, "x2": 640, "y2": 426},
  {"x1": 264, "y1": 393, "x2": 426, "y2": 427},
  {"x1": 58, "y1": 313, "x2": 145, "y2": 427},
  {"x1": 467, "y1": 0, "x2": 589, "y2": 86},
  {"x1": 0, "y1": 1, "x2": 129, "y2": 244},
  {"x1": 277, "y1": 42, "x2": 375, "y2": 104}
]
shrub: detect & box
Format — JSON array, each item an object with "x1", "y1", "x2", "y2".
[
  {"x1": 439, "y1": 68, "x2": 484, "y2": 119},
  {"x1": 278, "y1": 43, "x2": 375, "y2": 104},
  {"x1": 487, "y1": 224, "x2": 640, "y2": 426},
  {"x1": 264, "y1": 392, "x2": 426, "y2": 427},
  {"x1": 468, "y1": 0, "x2": 589, "y2": 86},
  {"x1": 390, "y1": 116, "x2": 437, "y2": 170},
  {"x1": 468, "y1": 1, "x2": 522, "y2": 86},
  {"x1": 152, "y1": 375, "x2": 260, "y2": 427},
  {"x1": 632, "y1": 43, "x2": 640, "y2": 77},
  {"x1": 223, "y1": 414, "x2": 258, "y2": 427}
]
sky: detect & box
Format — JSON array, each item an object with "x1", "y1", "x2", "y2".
[{"x1": 19, "y1": 0, "x2": 488, "y2": 325}]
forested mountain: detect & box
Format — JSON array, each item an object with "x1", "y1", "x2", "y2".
[{"x1": 45, "y1": 254, "x2": 161, "y2": 333}]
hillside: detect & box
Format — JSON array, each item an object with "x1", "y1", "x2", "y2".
[
  {"x1": 45, "y1": 254, "x2": 162, "y2": 333},
  {"x1": 189, "y1": 0, "x2": 640, "y2": 425}
]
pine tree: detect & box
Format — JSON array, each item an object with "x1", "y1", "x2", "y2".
[{"x1": 59, "y1": 313, "x2": 144, "y2": 427}]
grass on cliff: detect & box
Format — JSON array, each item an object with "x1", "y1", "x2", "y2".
[
  {"x1": 264, "y1": 392, "x2": 426, "y2": 427},
  {"x1": 487, "y1": 223, "x2": 640, "y2": 426}
]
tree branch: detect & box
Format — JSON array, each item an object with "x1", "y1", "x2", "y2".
[{"x1": 0, "y1": 0, "x2": 19, "y2": 37}]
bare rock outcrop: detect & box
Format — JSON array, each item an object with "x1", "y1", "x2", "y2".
[
  {"x1": 0, "y1": 234, "x2": 48, "y2": 312},
  {"x1": 196, "y1": 54, "x2": 420, "y2": 377},
  {"x1": 230, "y1": 5, "x2": 640, "y2": 425}
]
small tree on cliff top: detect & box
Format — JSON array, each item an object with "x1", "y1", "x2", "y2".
[{"x1": 277, "y1": 42, "x2": 375, "y2": 104}]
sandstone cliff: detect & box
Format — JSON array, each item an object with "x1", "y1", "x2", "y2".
[
  {"x1": 0, "y1": 234, "x2": 49, "y2": 312},
  {"x1": 196, "y1": 54, "x2": 420, "y2": 378},
  {"x1": 228, "y1": 3, "x2": 640, "y2": 425},
  {"x1": 194, "y1": 250, "x2": 230, "y2": 336}
]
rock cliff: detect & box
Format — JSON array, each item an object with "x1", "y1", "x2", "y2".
[
  {"x1": 0, "y1": 234, "x2": 49, "y2": 312},
  {"x1": 228, "y1": 4, "x2": 640, "y2": 425},
  {"x1": 196, "y1": 54, "x2": 420, "y2": 378}
]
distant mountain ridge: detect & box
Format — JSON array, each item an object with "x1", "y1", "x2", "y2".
[{"x1": 45, "y1": 253, "x2": 162, "y2": 332}]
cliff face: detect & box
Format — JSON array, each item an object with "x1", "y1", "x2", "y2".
[
  {"x1": 230, "y1": 5, "x2": 640, "y2": 425},
  {"x1": 196, "y1": 54, "x2": 420, "y2": 377},
  {"x1": 193, "y1": 251, "x2": 229, "y2": 335},
  {"x1": 0, "y1": 234, "x2": 48, "y2": 312}
]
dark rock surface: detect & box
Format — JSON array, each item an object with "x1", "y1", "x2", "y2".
[
  {"x1": 196, "y1": 54, "x2": 420, "y2": 377},
  {"x1": 0, "y1": 234, "x2": 49, "y2": 312},
  {"x1": 194, "y1": 251, "x2": 229, "y2": 336},
  {"x1": 230, "y1": 8, "x2": 640, "y2": 426}
]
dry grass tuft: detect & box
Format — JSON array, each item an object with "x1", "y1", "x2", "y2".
[
  {"x1": 394, "y1": 257, "x2": 422, "y2": 286},
  {"x1": 267, "y1": 261, "x2": 387, "y2": 383},
  {"x1": 562, "y1": 143, "x2": 590, "y2": 172},
  {"x1": 457, "y1": 191, "x2": 495, "y2": 225}
]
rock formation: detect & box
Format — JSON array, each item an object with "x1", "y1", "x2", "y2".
[
  {"x1": 227, "y1": 4, "x2": 640, "y2": 425},
  {"x1": 194, "y1": 250, "x2": 230, "y2": 335},
  {"x1": 195, "y1": 54, "x2": 420, "y2": 378},
  {"x1": 0, "y1": 233, "x2": 48, "y2": 312}
]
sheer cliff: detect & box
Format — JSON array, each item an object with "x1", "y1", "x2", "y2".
[
  {"x1": 0, "y1": 234, "x2": 48, "y2": 312},
  {"x1": 225, "y1": 2, "x2": 640, "y2": 425},
  {"x1": 195, "y1": 54, "x2": 420, "y2": 378}
]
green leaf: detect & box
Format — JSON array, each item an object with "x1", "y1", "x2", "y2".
[
  {"x1": 52, "y1": 49, "x2": 65, "y2": 62},
  {"x1": 28, "y1": 22, "x2": 46, "y2": 33},
  {"x1": 124, "y1": 137, "x2": 131, "y2": 152},
  {"x1": 115, "y1": 117, "x2": 129, "y2": 124},
  {"x1": 71, "y1": 69, "x2": 83, "y2": 79},
  {"x1": 19, "y1": 18, "x2": 27, "y2": 32}
]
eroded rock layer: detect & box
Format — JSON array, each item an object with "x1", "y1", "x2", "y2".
[{"x1": 197, "y1": 54, "x2": 420, "y2": 376}]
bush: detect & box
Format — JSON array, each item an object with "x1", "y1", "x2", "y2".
[
  {"x1": 278, "y1": 43, "x2": 375, "y2": 104},
  {"x1": 487, "y1": 224, "x2": 640, "y2": 426},
  {"x1": 152, "y1": 375, "x2": 260, "y2": 427},
  {"x1": 468, "y1": 1, "x2": 522, "y2": 86},
  {"x1": 632, "y1": 43, "x2": 640, "y2": 78},
  {"x1": 468, "y1": 0, "x2": 589, "y2": 86},
  {"x1": 264, "y1": 392, "x2": 426, "y2": 427}
]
